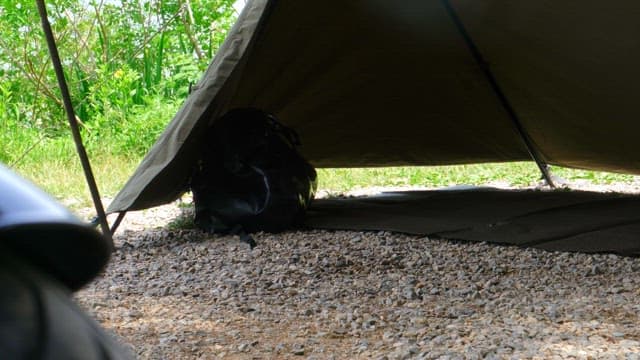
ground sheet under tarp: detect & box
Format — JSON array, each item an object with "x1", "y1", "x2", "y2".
[{"x1": 305, "y1": 188, "x2": 640, "y2": 256}]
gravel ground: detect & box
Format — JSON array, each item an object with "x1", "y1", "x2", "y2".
[{"x1": 75, "y1": 183, "x2": 640, "y2": 359}]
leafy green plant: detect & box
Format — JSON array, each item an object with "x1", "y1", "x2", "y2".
[{"x1": 1, "y1": 0, "x2": 237, "y2": 166}]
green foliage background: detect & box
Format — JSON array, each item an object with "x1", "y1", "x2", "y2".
[{"x1": 0, "y1": 0, "x2": 237, "y2": 164}]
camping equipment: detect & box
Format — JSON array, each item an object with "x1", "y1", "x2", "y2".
[{"x1": 190, "y1": 108, "x2": 317, "y2": 245}]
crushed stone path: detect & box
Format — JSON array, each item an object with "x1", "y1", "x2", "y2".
[{"x1": 75, "y1": 184, "x2": 640, "y2": 359}]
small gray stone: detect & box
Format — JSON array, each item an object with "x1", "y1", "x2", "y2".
[{"x1": 292, "y1": 344, "x2": 305, "y2": 356}]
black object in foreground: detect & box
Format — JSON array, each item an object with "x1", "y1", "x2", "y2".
[
  {"x1": 0, "y1": 247, "x2": 131, "y2": 359},
  {"x1": 0, "y1": 163, "x2": 131, "y2": 358},
  {"x1": 190, "y1": 108, "x2": 317, "y2": 245}
]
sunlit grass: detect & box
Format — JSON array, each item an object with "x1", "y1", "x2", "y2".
[
  {"x1": 10, "y1": 146, "x2": 638, "y2": 214},
  {"x1": 318, "y1": 163, "x2": 638, "y2": 193},
  {"x1": 318, "y1": 162, "x2": 540, "y2": 192},
  {"x1": 10, "y1": 138, "x2": 140, "y2": 210}
]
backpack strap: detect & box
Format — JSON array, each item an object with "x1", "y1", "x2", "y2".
[
  {"x1": 229, "y1": 224, "x2": 256, "y2": 249},
  {"x1": 266, "y1": 114, "x2": 301, "y2": 147}
]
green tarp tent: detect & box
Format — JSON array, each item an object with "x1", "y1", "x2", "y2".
[{"x1": 107, "y1": 0, "x2": 640, "y2": 254}]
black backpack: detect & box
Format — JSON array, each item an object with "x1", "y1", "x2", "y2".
[{"x1": 190, "y1": 108, "x2": 317, "y2": 246}]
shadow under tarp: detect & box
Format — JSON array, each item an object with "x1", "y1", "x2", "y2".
[{"x1": 305, "y1": 188, "x2": 640, "y2": 255}]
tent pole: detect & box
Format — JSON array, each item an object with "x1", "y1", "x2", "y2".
[
  {"x1": 110, "y1": 212, "x2": 127, "y2": 235},
  {"x1": 441, "y1": 0, "x2": 555, "y2": 188},
  {"x1": 36, "y1": 0, "x2": 114, "y2": 247}
]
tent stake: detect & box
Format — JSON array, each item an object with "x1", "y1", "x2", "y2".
[
  {"x1": 36, "y1": 0, "x2": 114, "y2": 247},
  {"x1": 441, "y1": 0, "x2": 555, "y2": 188}
]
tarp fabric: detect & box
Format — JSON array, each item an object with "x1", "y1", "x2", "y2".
[
  {"x1": 306, "y1": 188, "x2": 640, "y2": 256},
  {"x1": 109, "y1": 0, "x2": 640, "y2": 214}
]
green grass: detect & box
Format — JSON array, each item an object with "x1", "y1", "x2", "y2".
[
  {"x1": 4, "y1": 97, "x2": 178, "y2": 211},
  {"x1": 9, "y1": 138, "x2": 141, "y2": 210},
  {"x1": 318, "y1": 163, "x2": 638, "y2": 193},
  {"x1": 8, "y1": 151, "x2": 639, "y2": 214},
  {"x1": 318, "y1": 163, "x2": 540, "y2": 192},
  {"x1": 552, "y1": 167, "x2": 636, "y2": 184}
]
